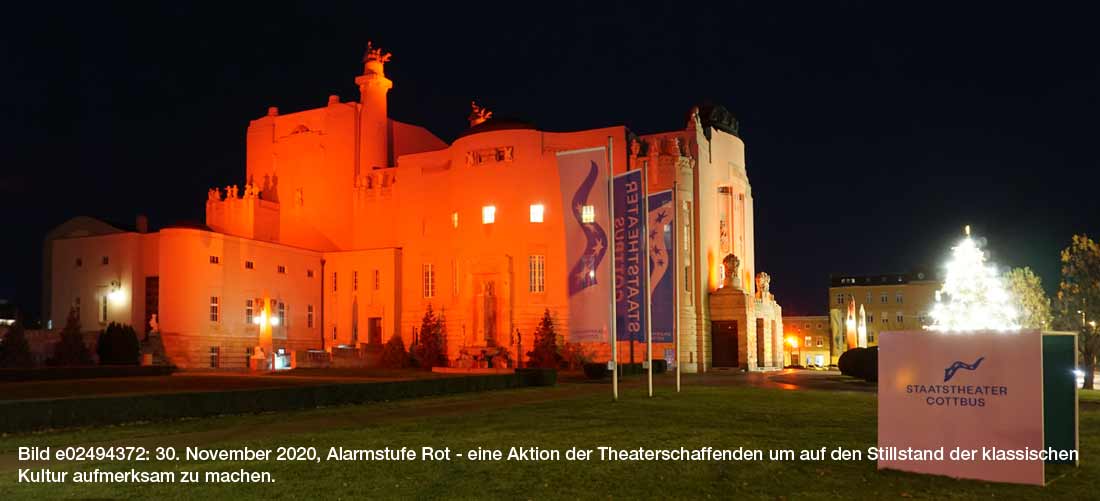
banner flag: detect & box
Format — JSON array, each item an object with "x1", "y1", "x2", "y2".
[
  {"x1": 556, "y1": 147, "x2": 611, "y2": 343},
  {"x1": 613, "y1": 169, "x2": 648, "y2": 342},
  {"x1": 647, "y1": 190, "x2": 674, "y2": 343}
]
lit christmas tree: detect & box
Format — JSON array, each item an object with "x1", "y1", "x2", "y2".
[{"x1": 928, "y1": 227, "x2": 1020, "y2": 332}]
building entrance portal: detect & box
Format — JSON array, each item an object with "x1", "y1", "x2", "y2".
[{"x1": 712, "y1": 320, "x2": 738, "y2": 367}]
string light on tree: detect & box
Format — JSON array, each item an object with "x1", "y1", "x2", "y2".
[{"x1": 927, "y1": 226, "x2": 1020, "y2": 332}]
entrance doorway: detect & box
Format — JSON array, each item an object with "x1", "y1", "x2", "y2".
[
  {"x1": 711, "y1": 320, "x2": 738, "y2": 367},
  {"x1": 755, "y1": 319, "x2": 766, "y2": 367}
]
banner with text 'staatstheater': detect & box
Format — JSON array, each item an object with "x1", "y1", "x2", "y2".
[
  {"x1": 647, "y1": 189, "x2": 674, "y2": 344},
  {"x1": 556, "y1": 147, "x2": 611, "y2": 343},
  {"x1": 878, "y1": 329, "x2": 1078, "y2": 486},
  {"x1": 613, "y1": 169, "x2": 648, "y2": 342}
]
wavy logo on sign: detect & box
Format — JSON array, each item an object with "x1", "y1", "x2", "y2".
[
  {"x1": 567, "y1": 160, "x2": 608, "y2": 296},
  {"x1": 944, "y1": 356, "x2": 985, "y2": 382}
]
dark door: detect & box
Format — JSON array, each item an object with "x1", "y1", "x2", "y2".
[
  {"x1": 756, "y1": 319, "x2": 766, "y2": 366},
  {"x1": 711, "y1": 320, "x2": 738, "y2": 367},
  {"x1": 144, "y1": 276, "x2": 159, "y2": 336},
  {"x1": 367, "y1": 317, "x2": 382, "y2": 345}
]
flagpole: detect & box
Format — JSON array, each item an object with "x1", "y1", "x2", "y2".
[
  {"x1": 643, "y1": 159, "x2": 653, "y2": 398},
  {"x1": 673, "y1": 181, "x2": 681, "y2": 393},
  {"x1": 607, "y1": 136, "x2": 618, "y2": 402}
]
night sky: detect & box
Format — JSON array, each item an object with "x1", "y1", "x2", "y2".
[{"x1": 3, "y1": 2, "x2": 1098, "y2": 321}]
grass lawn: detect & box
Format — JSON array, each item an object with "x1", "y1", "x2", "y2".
[{"x1": 0, "y1": 384, "x2": 1094, "y2": 500}]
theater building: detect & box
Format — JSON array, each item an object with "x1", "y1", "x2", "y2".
[{"x1": 44, "y1": 44, "x2": 783, "y2": 371}]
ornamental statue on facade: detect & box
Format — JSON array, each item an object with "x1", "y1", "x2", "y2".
[
  {"x1": 468, "y1": 101, "x2": 493, "y2": 127},
  {"x1": 722, "y1": 253, "x2": 740, "y2": 289}
]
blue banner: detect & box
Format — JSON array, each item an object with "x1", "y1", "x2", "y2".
[
  {"x1": 614, "y1": 170, "x2": 647, "y2": 342},
  {"x1": 556, "y1": 147, "x2": 611, "y2": 343},
  {"x1": 648, "y1": 190, "x2": 674, "y2": 343}
]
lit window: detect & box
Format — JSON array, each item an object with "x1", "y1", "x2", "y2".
[
  {"x1": 246, "y1": 299, "x2": 254, "y2": 324},
  {"x1": 423, "y1": 264, "x2": 435, "y2": 298},
  {"x1": 482, "y1": 205, "x2": 496, "y2": 224},
  {"x1": 209, "y1": 256, "x2": 220, "y2": 264},
  {"x1": 452, "y1": 211, "x2": 459, "y2": 229},
  {"x1": 277, "y1": 265, "x2": 286, "y2": 274},
  {"x1": 210, "y1": 296, "x2": 220, "y2": 322},
  {"x1": 581, "y1": 205, "x2": 595, "y2": 223},
  {"x1": 896, "y1": 292, "x2": 903, "y2": 304},
  {"x1": 530, "y1": 204, "x2": 545, "y2": 223},
  {"x1": 529, "y1": 255, "x2": 546, "y2": 293},
  {"x1": 245, "y1": 260, "x2": 254, "y2": 270},
  {"x1": 816, "y1": 337, "x2": 823, "y2": 348},
  {"x1": 307, "y1": 304, "x2": 314, "y2": 328},
  {"x1": 805, "y1": 336, "x2": 812, "y2": 347}
]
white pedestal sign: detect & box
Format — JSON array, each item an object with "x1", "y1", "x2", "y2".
[{"x1": 878, "y1": 330, "x2": 1044, "y2": 485}]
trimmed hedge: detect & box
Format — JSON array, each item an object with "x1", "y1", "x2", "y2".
[
  {"x1": 1, "y1": 371, "x2": 549, "y2": 433},
  {"x1": 583, "y1": 362, "x2": 609, "y2": 380},
  {"x1": 583, "y1": 361, "x2": 667, "y2": 379},
  {"x1": 0, "y1": 365, "x2": 177, "y2": 383},
  {"x1": 838, "y1": 347, "x2": 878, "y2": 382}
]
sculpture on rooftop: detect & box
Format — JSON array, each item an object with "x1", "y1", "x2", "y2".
[
  {"x1": 363, "y1": 41, "x2": 391, "y2": 64},
  {"x1": 468, "y1": 101, "x2": 493, "y2": 127}
]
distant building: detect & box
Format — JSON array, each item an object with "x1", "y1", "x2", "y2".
[
  {"x1": 782, "y1": 315, "x2": 830, "y2": 367},
  {"x1": 827, "y1": 272, "x2": 940, "y2": 361}
]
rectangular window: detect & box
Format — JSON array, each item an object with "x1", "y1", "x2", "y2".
[
  {"x1": 332, "y1": 325, "x2": 337, "y2": 341},
  {"x1": 307, "y1": 305, "x2": 314, "y2": 328},
  {"x1": 451, "y1": 211, "x2": 459, "y2": 229},
  {"x1": 529, "y1": 255, "x2": 546, "y2": 293},
  {"x1": 896, "y1": 292, "x2": 903, "y2": 304},
  {"x1": 75, "y1": 258, "x2": 82, "y2": 267},
  {"x1": 209, "y1": 346, "x2": 220, "y2": 368},
  {"x1": 881, "y1": 313, "x2": 888, "y2": 324},
  {"x1": 333, "y1": 272, "x2": 338, "y2": 292},
  {"x1": 307, "y1": 269, "x2": 314, "y2": 278},
  {"x1": 210, "y1": 296, "x2": 220, "y2": 322},
  {"x1": 100, "y1": 295, "x2": 108, "y2": 324},
  {"x1": 246, "y1": 299, "x2": 254, "y2": 324},
  {"x1": 277, "y1": 265, "x2": 286, "y2": 274},
  {"x1": 245, "y1": 260, "x2": 254, "y2": 270},
  {"x1": 209, "y1": 256, "x2": 220, "y2": 264},
  {"x1": 422, "y1": 264, "x2": 435, "y2": 298},
  {"x1": 581, "y1": 205, "x2": 595, "y2": 224},
  {"x1": 451, "y1": 260, "x2": 459, "y2": 297},
  {"x1": 880, "y1": 293, "x2": 888, "y2": 304},
  {"x1": 867, "y1": 313, "x2": 874, "y2": 323},
  {"x1": 529, "y1": 204, "x2": 545, "y2": 223},
  {"x1": 373, "y1": 269, "x2": 381, "y2": 290},
  {"x1": 101, "y1": 256, "x2": 109, "y2": 265},
  {"x1": 816, "y1": 337, "x2": 823, "y2": 348},
  {"x1": 836, "y1": 294, "x2": 845, "y2": 305},
  {"x1": 896, "y1": 312, "x2": 904, "y2": 323},
  {"x1": 482, "y1": 205, "x2": 496, "y2": 224},
  {"x1": 866, "y1": 292, "x2": 873, "y2": 304},
  {"x1": 279, "y1": 302, "x2": 286, "y2": 327},
  {"x1": 353, "y1": 271, "x2": 359, "y2": 291},
  {"x1": 805, "y1": 336, "x2": 812, "y2": 347}
]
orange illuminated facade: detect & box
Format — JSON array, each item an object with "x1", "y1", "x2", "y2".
[{"x1": 44, "y1": 44, "x2": 783, "y2": 370}]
